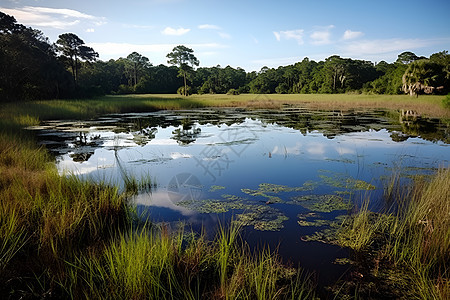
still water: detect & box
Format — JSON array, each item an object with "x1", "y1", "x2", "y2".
[{"x1": 31, "y1": 108, "x2": 449, "y2": 284}]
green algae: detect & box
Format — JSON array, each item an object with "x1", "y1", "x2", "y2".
[
  {"x1": 333, "y1": 258, "x2": 355, "y2": 265},
  {"x1": 240, "y1": 181, "x2": 318, "y2": 204},
  {"x1": 297, "y1": 212, "x2": 334, "y2": 227},
  {"x1": 290, "y1": 194, "x2": 351, "y2": 212},
  {"x1": 177, "y1": 194, "x2": 289, "y2": 231},
  {"x1": 177, "y1": 196, "x2": 249, "y2": 214},
  {"x1": 209, "y1": 185, "x2": 226, "y2": 192},
  {"x1": 236, "y1": 206, "x2": 289, "y2": 231},
  {"x1": 318, "y1": 170, "x2": 376, "y2": 191}
]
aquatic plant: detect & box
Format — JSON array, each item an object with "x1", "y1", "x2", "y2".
[
  {"x1": 209, "y1": 185, "x2": 226, "y2": 192},
  {"x1": 318, "y1": 171, "x2": 376, "y2": 191},
  {"x1": 290, "y1": 194, "x2": 352, "y2": 212}
]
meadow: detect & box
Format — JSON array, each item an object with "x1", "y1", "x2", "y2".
[
  {"x1": 1, "y1": 93, "x2": 449, "y2": 121},
  {"x1": 0, "y1": 94, "x2": 449, "y2": 299}
]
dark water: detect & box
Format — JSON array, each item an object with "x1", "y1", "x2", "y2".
[{"x1": 30, "y1": 108, "x2": 449, "y2": 285}]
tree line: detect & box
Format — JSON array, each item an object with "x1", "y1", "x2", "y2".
[{"x1": 1, "y1": 11, "x2": 449, "y2": 102}]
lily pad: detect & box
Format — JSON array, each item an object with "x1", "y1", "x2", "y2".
[
  {"x1": 177, "y1": 197, "x2": 249, "y2": 214},
  {"x1": 290, "y1": 194, "x2": 351, "y2": 212},
  {"x1": 318, "y1": 171, "x2": 376, "y2": 191},
  {"x1": 240, "y1": 188, "x2": 283, "y2": 203},
  {"x1": 209, "y1": 185, "x2": 226, "y2": 192},
  {"x1": 176, "y1": 194, "x2": 289, "y2": 231},
  {"x1": 236, "y1": 206, "x2": 289, "y2": 231}
]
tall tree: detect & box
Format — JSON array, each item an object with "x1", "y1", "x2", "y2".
[
  {"x1": 56, "y1": 33, "x2": 98, "y2": 84},
  {"x1": 0, "y1": 12, "x2": 73, "y2": 101},
  {"x1": 396, "y1": 51, "x2": 419, "y2": 65},
  {"x1": 125, "y1": 52, "x2": 151, "y2": 87},
  {"x1": 166, "y1": 45, "x2": 199, "y2": 96}
]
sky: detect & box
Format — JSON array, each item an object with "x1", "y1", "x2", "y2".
[{"x1": 1, "y1": 0, "x2": 450, "y2": 71}]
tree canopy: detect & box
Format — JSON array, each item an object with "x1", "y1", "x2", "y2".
[
  {"x1": 1, "y1": 12, "x2": 449, "y2": 102},
  {"x1": 167, "y1": 45, "x2": 199, "y2": 96},
  {"x1": 56, "y1": 33, "x2": 98, "y2": 84}
]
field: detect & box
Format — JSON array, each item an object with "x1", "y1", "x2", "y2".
[
  {"x1": 0, "y1": 94, "x2": 449, "y2": 299},
  {"x1": 1, "y1": 94, "x2": 449, "y2": 121}
]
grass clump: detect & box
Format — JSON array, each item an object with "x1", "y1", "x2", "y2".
[
  {"x1": 333, "y1": 168, "x2": 450, "y2": 299},
  {"x1": 58, "y1": 222, "x2": 316, "y2": 299}
]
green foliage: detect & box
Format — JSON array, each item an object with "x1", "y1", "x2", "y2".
[
  {"x1": 167, "y1": 45, "x2": 200, "y2": 96},
  {"x1": 443, "y1": 94, "x2": 450, "y2": 108},
  {"x1": 402, "y1": 59, "x2": 447, "y2": 96},
  {"x1": 0, "y1": 12, "x2": 74, "y2": 101},
  {"x1": 177, "y1": 85, "x2": 193, "y2": 96},
  {"x1": 56, "y1": 33, "x2": 99, "y2": 84},
  {"x1": 227, "y1": 88, "x2": 240, "y2": 95}
]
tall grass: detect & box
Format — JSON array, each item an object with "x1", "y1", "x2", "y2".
[
  {"x1": 1, "y1": 94, "x2": 449, "y2": 122},
  {"x1": 338, "y1": 168, "x2": 450, "y2": 299},
  {"x1": 57, "y1": 223, "x2": 315, "y2": 299}
]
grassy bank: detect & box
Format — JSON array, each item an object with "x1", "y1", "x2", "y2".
[
  {"x1": 1, "y1": 94, "x2": 449, "y2": 121},
  {"x1": 0, "y1": 102, "x2": 316, "y2": 298},
  {"x1": 333, "y1": 168, "x2": 450, "y2": 299}
]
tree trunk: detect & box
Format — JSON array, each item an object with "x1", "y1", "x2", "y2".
[{"x1": 184, "y1": 72, "x2": 187, "y2": 96}]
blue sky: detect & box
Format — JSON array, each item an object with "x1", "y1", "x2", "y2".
[{"x1": 2, "y1": 0, "x2": 450, "y2": 71}]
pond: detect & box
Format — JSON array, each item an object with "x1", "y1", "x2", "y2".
[{"x1": 30, "y1": 108, "x2": 449, "y2": 286}]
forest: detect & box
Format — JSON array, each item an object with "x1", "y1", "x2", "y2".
[{"x1": 1, "y1": 11, "x2": 449, "y2": 102}]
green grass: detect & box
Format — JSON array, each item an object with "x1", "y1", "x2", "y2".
[
  {"x1": 336, "y1": 168, "x2": 450, "y2": 299},
  {"x1": 56, "y1": 223, "x2": 315, "y2": 299},
  {"x1": 1, "y1": 93, "x2": 448, "y2": 122}
]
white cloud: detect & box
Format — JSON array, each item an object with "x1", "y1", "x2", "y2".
[
  {"x1": 343, "y1": 30, "x2": 363, "y2": 40},
  {"x1": 218, "y1": 32, "x2": 231, "y2": 39},
  {"x1": 123, "y1": 24, "x2": 154, "y2": 30},
  {"x1": 0, "y1": 6, "x2": 106, "y2": 29},
  {"x1": 198, "y1": 24, "x2": 231, "y2": 39},
  {"x1": 162, "y1": 26, "x2": 190, "y2": 36},
  {"x1": 310, "y1": 25, "x2": 334, "y2": 45},
  {"x1": 198, "y1": 24, "x2": 221, "y2": 30},
  {"x1": 340, "y1": 38, "x2": 449, "y2": 56},
  {"x1": 86, "y1": 28, "x2": 95, "y2": 33},
  {"x1": 273, "y1": 29, "x2": 304, "y2": 45}
]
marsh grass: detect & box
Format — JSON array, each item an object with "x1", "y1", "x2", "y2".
[
  {"x1": 57, "y1": 222, "x2": 315, "y2": 299},
  {"x1": 336, "y1": 168, "x2": 450, "y2": 299},
  {"x1": 1, "y1": 94, "x2": 448, "y2": 122}
]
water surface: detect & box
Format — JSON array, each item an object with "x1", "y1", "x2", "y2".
[{"x1": 31, "y1": 108, "x2": 449, "y2": 284}]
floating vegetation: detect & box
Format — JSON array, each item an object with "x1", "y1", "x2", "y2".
[
  {"x1": 290, "y1": 195, "x2": 351, "y2": 212},
  {"x1": 209, "y1": 185, "x2": 226, "y2": 192},
  {"x1": 333, "y1": 258, "x2": 355, "y2": 265},
  {"x1": 257, "y1": 182, "x2": 317, "y2": 193},
  {"x1": 240, "y1": 181, "x2": 317, "y2": 204},
  {"x1": 325, "y1": 158, "x2": 356, "y2": 164},
  {"x1": 297, "y1": 219, "x2": 332, "y2": 227},
  {"x1": 318, "y1": 170, "x2": 376, "y2": 191},
  {"x1": 240, "y1": 188, "x2": 283, "y2": 204},
  {"x1": 297, "y1": 213, "x2": 333, "y2": 227},
  {"x1": 236, "y1": 206, "x2": 288, "y2": 231},
  {"x1": 177, "y1": 194, "x2": 289, "y2": 231},
  {"x1": 177, "y1": 197, "x2": 249, "y2": 214}
]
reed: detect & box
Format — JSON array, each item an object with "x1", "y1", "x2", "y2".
[{"x1": 338, "y1": 168, "x2": 450, "y2": 299}]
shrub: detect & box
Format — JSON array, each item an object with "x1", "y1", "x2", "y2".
[
  {"x1": 443, "y1": 94, "x2": 450, "y2": 108},
  {"x1": 227, "y1": 88, "x2": 239, "y2": 95}
]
